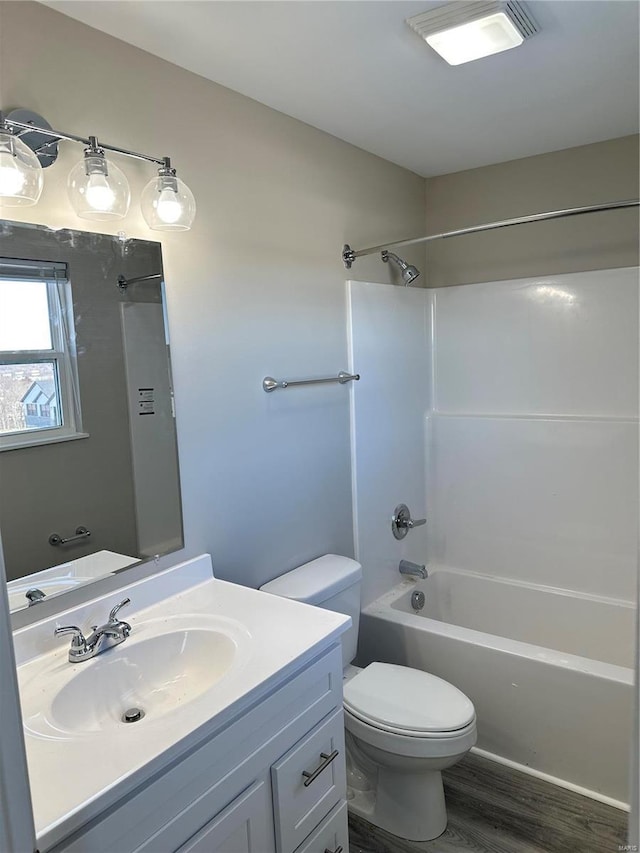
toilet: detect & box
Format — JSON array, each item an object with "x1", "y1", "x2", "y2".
[{"x1": 260, "y1": 554, "x2": 477, "y2": 842}]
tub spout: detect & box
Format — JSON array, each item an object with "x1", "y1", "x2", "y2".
[{"x1": 399, "y1": 560, "x2": 428, "y2": 579}]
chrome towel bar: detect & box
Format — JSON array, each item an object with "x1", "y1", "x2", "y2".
[{"x1": 263, "y1": 371, "x2": 360, "y2": 393}]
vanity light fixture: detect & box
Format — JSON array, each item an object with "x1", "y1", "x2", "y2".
[
  {"x1": 141, "y1": 158, "x2": 196, "y2": 231},
  {"x1": 67, "y1": 137, "x2": 131, "y2": 221},
  {"x1": 0, "y1": 109, "x2": 196, "y2": 230},
  {"x1": 406, "y1": 1, "x2": 538, "y2": 66},
  {"x1": 0, "y1": 117, "x2": 44, "y2": 206}
]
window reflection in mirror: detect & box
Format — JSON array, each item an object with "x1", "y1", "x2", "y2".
[
  {"x1": 0, "y1": 221, "x2": 183, "y2": 613},
  {"x1": 0, "y1": 261, "x2": 84, "y2": 450}
]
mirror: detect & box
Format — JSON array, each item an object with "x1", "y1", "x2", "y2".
[{"x1": 0, "y1": 220, "x2": 183, "y2": 612}]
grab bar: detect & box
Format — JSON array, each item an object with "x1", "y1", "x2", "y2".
[{"x1": 263, "y1": 371, "x2": 360, "y2": 393}]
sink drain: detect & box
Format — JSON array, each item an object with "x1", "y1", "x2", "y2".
[{"x1": 122, "y1": 707, "x2": 145, "y2": 723}]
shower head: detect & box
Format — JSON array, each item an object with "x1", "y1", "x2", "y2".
[{"x1": 381, "y1": 250, "x2": 421, "y2": 286}]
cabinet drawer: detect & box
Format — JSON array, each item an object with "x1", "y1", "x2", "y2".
[
  {"x1": 272, "y1": 709, "x2": 346, "y2": 853},
  {"x1": 294, "y1": 801, "x2": 348, "y2": 853}
]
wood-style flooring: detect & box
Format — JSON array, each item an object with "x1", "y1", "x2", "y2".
[{"x1": 348, "y1": 753, "x2": 628, "y2": 853}]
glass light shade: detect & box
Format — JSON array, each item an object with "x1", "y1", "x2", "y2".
[
  {"x1": 426, "y1": 12, "x2": 524, "y2": 65},
  {"x1": 67, "y1": 153, "x2": 130, "y2": 221},
  {"x1": 141, "y1": 173, "x2": 196, "y2": 231},
  {"x1": 0, "y1": 131, "x2": 43, "y2": 206}
]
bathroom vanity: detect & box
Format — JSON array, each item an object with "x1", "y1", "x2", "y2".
[{"x1": 12, "y1": 555, "x2": 350, "y2": 853}]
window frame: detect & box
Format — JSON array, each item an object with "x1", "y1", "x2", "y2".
[{"x1": 0, "y1": 264, "x2": 87, "y2": 452}]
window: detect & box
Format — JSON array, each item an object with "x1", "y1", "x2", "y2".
[{"x1": 0, "y1": 259, "x2": 85, "y2": 451}]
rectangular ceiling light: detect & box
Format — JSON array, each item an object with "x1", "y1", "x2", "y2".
[{"x1": 406, "y1": 1, "x2": 538, "y2": 66}]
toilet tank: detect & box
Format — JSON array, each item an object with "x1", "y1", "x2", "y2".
[{"x1": 259, "y1": 555, "x2": 362, "y2": 668}]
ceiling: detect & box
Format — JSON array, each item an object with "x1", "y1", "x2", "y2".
[{"x1": 45, "y1": 1, "x2": 640, "y2": 177}]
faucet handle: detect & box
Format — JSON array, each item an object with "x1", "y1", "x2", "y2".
[
  {"x1": 392, "y1": 503, "x2": 427, "y2": 540},
  {"x1": 25, "y1": 588, "x2": 46, "y2": 605},
  {"x1": 54, "y1": 625, "x2": 87, "y2": 650},
  {"x1": 108, "y1": 597, "x2": 131, "y2": 623}
]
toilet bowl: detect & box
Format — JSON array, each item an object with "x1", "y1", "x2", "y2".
[
  {"x1": 342, "y1": 661, "x2": 476, "y2": 840},
  {"x1": 260, "y1": 554, "x2": 477, "y2": 842}
]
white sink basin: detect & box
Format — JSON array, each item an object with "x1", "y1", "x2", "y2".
[
  {"x1": 13, "y1": 557, "x2": 351, "y2": 848},
  {"x1": 19, "y1": 614, "x2": 251, "y2": 739}
]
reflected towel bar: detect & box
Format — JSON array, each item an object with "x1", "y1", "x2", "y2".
[
  {"x1": 117, "y1": 272, "x2": 162, "y2": 290},
  {"x1": 49, "y1": 526, "x2": 91, "y2": 547},
  {"x1": 263, "y1": 371, "x2": 360, "y2": 393}
]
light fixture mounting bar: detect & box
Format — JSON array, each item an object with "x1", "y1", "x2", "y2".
[{"x1": 3, "y1": 116, "x2": 166, "y2": 166}]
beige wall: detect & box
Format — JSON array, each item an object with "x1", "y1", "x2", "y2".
[
  {"x1": 0, "y1": 1, "x2": 426, "y2": 591},
  {"x1": 424, "y1": 135, "x2": 639, "y2": 287}
]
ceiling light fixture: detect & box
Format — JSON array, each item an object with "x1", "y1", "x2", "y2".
[
  {"x1": 0, "y1": 109, "x2": 196, "y2": 231},
  {"x1": 406, "y1": 1, "x2": 538, "y2": 66}
]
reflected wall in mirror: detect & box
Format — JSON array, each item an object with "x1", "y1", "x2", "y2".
[{"x1": 0, "y1": 220, "x2": 183, "y2": 612}]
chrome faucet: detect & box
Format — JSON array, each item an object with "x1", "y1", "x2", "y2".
[
  {"x1": 54, "y1": 598, "x2": 132, "y2": 663},
  {"x1": 399, "y1": 560, "x2": 428, "y2": 580}
]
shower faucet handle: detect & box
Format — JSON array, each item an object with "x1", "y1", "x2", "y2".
[{"x1": 391, "y1": 503, "x2": 427, "y2": 540}]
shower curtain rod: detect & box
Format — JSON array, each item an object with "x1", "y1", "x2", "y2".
[{"x1": 341, "y1": 198, "x2": 640, "y2": 268}]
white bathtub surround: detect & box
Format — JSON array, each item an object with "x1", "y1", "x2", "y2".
[
  {"x1": 432, "y1": 268, "x2": 639, "y2": 417},
  {"x1": 427, "y1": 414, "x2": 638, "y2": 601},
  {"x1": 428, "y1": 267, "x2": 639, "y2": 603},
  {"x1": 347, "y1": 281, "x2": 431, "y2": 607},
  {"x1": 359, "y1": 570, "x2": 633, "y2": 805}
]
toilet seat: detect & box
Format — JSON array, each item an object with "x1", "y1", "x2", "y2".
[
  {"x1": 344, "y1": 704, "x2": 477, "y2": 760},
  {"x1": 343, "y1": 662, "x2": 475, "y2": 737}
]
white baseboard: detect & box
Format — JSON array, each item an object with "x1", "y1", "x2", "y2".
[{"x1": 471, "y1": 747, "x2": 630, "y2": 813}]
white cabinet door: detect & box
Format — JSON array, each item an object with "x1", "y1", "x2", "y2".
[{"x1": 176, "y1": 780, "x2": 275, "y2": 853}]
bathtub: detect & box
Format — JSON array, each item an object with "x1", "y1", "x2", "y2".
[{"x1": 357, "y1": 566, "x2": 635, "y2": 807}]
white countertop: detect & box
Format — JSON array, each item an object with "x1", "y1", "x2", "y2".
[{"x1": 13, "y1": 555, "x2": 350, "y2": 850}]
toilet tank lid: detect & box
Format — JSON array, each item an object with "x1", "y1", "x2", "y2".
[{"x1": 260, "y1": 555, "x2": 362, "y2": 605}]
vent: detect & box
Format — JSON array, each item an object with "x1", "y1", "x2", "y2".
[
  {"x1": 407, "y1": 1, "x2": 537, "y2": 39},
  {"x1": 406, "y1": 1, "x2": 538, "y2": 66}
]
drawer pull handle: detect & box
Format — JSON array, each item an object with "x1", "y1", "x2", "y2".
[
  {"x1": 324, "y1": 847, "x2": 343, "y2": 853},
  {"x1": 302, "y1": 749, "x2": 339, "y2": 787}
]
